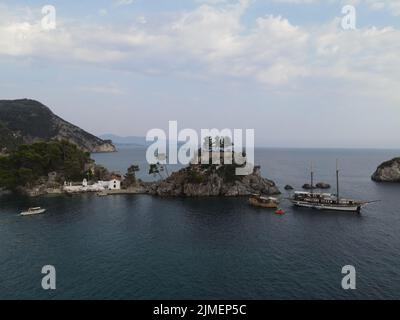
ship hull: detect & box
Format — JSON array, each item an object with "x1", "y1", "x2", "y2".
[
  {"x1": 291, "y1": 200, "x2": 361, "y2": 212},
  {"x1": 20, "y1": 209, "x2": 46, "y2": 216},
  {"x1": 249, "y1": 197, "x2": 279, "y2": 209}
]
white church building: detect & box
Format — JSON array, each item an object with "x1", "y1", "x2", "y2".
[
  {"x1": 64, "y1": 175, "x2": 122, "y2": 193},
  {"x1": 108, "y1": 177, "x2": 121, "y2": 190}
]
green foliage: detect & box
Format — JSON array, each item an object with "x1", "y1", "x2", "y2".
[
  {"x1": 0, "y1": 99, "x2": 113, "y2": 153},
  {"x1": 0, "y1": 140, "x2": 91, "y2": 190},
  {"x1": 0, "y1": 122, "x2": 22, "y2": 152},
  {"x1": 187, "y1": 169, "x2": 205, "y2": 184},
  {"x1": 149, "y1": 163, "x2": 164, "y2": 179},
  {"x1": 0, "y1": 99, "x2": 57, "y2": 141},
  {"x1": 92, "y1": 165, "x2": 110, "y2": 181},
  {"x1": 217, "y1": 164, "x2": 239, "y2": 183},
  {"x1": 124, "y1": 164, "x2": 140, "y2": 187}
]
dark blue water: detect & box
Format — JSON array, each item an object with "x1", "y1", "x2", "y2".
[{"x1": 1, "y1": 148, "x2": 400, "y2": 299}]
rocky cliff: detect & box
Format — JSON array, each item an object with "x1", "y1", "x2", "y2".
[
  {"x1": 372, "y1": 158, "x2": 400, "y2": 182},
  {"x1": 0, "y1": 99, "x2": 116, "y2": 153},
  {"x1": 147, "y1": 165, "x2": 280, "y2": 197}
]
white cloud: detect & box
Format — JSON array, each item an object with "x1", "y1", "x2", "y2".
[
  {"x1": 273, "y1": 0, "x2": 400, "y2": 16},
  {"x1": 114, "y1": 0, "x2": 135, "y2": 6},
  {"x1": 99, "y1": 9, "x2": 108, "y2": 17},
  {"x1": 78, "y1": 83, "x2": 125, "y2": 95},
  {"x1": 0, "y1": 1, "x2": 399, "y2": 101}
]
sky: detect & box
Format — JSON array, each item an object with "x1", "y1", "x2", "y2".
[{"x1": 0, "y1": 0, "x2": 399, "y2": 148}]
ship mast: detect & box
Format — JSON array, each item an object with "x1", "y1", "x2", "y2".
[
  {"x1": 311, "y1": 162, "x2": 314, "y2": 194},
  {"x1": 336, "y1": 159, "x2": 340, "y2": 204}
]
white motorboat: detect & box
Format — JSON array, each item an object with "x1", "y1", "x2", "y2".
[{"x1": 20, "y1": 207, "x2": 46, "y2": 216}]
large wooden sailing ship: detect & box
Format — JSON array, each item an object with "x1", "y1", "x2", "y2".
[{"x1": 289, "y1": 161, "x2": 374, "y2": 213}]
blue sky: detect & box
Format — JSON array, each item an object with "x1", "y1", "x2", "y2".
[{"x1": 0, "y1": 0, "x2": 400, "y2": 148}]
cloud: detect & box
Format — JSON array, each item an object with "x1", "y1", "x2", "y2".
[
  {"x1": 78, "y1": 83, "x2": 125, "y2": 95},
  {"x1": 0, "y1": 1, "x2": 399, "y2": 102},
  {"x1": 114, "y1": 0, "x2": 135, "y2": 6},
  {"x1": 99, "y1": 9, "x2": 108, "y2": 17},
  {"x1": 272, "y1": 0, "x2": 400, "y2": 16}
]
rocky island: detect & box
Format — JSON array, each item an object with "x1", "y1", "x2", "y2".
[
  {"x1": 372, "y1": 158, "x2": 400, "y2": 182},
  {"x1": 0, "y1": 99, "x2": 116, "y2": 154},
  {"x1": 0, "y1": 131, "x2": 279, "y2": 198},
  {"x1": 147, "y1": 165, "x2": 280, "y2": 197}
]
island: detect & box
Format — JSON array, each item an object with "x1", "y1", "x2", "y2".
[
  {"x1": 0, "y1": 139, "x2": 280, "y2": 198},
  {"x1": 372, "y1": 158, "x2": 400, "y2": 183},
  {"x1": 147, "y1": 164, "x2": 280, "y2": 197}
]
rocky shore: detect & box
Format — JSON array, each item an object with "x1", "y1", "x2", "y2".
[
  {"x1": 147, "y1": 166, "x2": 280, "y2": 197},
  {"x1": 372, "y1": 158, "x2": 400, "y2": 182}
]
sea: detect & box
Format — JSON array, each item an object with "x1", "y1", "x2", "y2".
[{"x1": 0, "y1": 146, "x2": 399, "y2": 300}]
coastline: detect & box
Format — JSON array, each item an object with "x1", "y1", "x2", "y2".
[{"x1": 2, "y1": 147, "x2": 400, "y2": 300}]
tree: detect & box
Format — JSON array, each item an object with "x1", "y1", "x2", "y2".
[
  {"x1": 149, "y1": 163, "x2": 164, "y2": 180},
  {"x1": 0, "y1": 140, "x2": 92, "y2": 190},
  {"x1": 124, "y1": 164, "x2": 140, "y2": 187},
  {"x1": 18, "y1": 167, "x2": 36, "y2": 186},
  {"x1": 155, "y1": 152, "x2": 170, "y2": 178},
  {"x1": 92, "y1": 165, "x2": 109, "y2": 181}
]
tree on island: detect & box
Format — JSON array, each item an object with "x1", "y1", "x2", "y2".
[
  {"x1": 149, "y1": 163, "x2": 164, "y2": 180},
  {"x1": 124, "y1": 164, "x2": 140, "y2": 187},
  {"x1": 155, "y1": 151, "x2": 170, "y2": 178},
  {"x1": 148, "y1": 151, "x2": 171, "y2": 180}
]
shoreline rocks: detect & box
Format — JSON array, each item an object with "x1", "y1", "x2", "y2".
[
  {"x1": 372, "y1": 158, "x2": 400, "y2": 182},
  {"x1": 148, "y1": 165, "x2": 280, "y2": 197},
  {"x1": 302, "y1": 182, "x2": 331, "y2": 190},
  {"x1": 17, "y1": 185, "x2": 63, "y2": 197},
  {"x1": 316, "y1": 182, "x2": 331, "y2": 189},
  {"x1": 13, "y1": 164, "x2": 281, "y2": 198}
]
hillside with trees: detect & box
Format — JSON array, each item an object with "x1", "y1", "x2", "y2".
[
  {"x1": 0, "y1": 140, "x2": 93, "y2": 191},
  {"x1": 0, "y1": 99, "x2": 116, "y2": 153}
]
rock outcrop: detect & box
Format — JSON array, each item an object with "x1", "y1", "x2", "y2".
[
  {"x1": 316, "y1": 182, "x2": 331, "y2": 189},
  {"x1": 303, "y1": 182, "x2": 330, "y2": 190},
  {"x1": 0, "y1": 99, "x2": 116, "y2": 153},
  {"x1": 372, "y1": 158, "x2": 400, "y2": 182},
  {"x1": 148, "y1": 165, "x2": 280, "y2": 197}
]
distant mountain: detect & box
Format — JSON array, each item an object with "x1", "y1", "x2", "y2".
[
  {"x1": 0, "y1": 99, "x2": 116, "y2": 153},
  {"x1": 100, "y1": 134, "x2": 183, "y2": 148},
  {"x1": 99, "y1": 134, "x2": 147, "y2": 146}
]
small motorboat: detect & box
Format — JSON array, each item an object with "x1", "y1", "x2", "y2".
[
  {"x1": 249, "y1": 195, "x2": 279, "y2": 209},
  {"x1": 20, "y1": 207, "x2": 46, "y2": 216},
  {"x1": 275, "y1": 209, "x2": 285, "y2": 215}
]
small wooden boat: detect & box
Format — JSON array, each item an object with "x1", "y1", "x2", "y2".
[
  {"x1": 249, "y1": 195, "x2": 279, "y2": 209},
  {"x1": 20, "y1": 207, "x2": 46, "y2": 216}
]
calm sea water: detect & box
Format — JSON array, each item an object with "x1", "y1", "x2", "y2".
[{"x1": 1, "y1": 147, "x2": 400, "y2": 300}]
